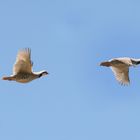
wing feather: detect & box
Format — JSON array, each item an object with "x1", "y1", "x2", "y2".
[
  {"x1": 13, "y1": 48, "x2": 33, "y2": 74},
  {"x1": 111, "y1": 64, "x2": 130, "y2": 85},
  {"x1": 110, "y1": 58, "x2": 133, "y2": 66}
]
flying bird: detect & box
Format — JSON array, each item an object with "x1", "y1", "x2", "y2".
[
  {"x1": 100, "y1": 57, "x2": 140, "y2": 85},
  {"x1": 2, "y1": 48, "x2": 48, "y2": 83}
]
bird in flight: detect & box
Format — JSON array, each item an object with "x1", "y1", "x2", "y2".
[
  {"x1": 100, "y1": 57, "x2": 140, "y2": 85},
  {"x1": 2, "y1": 48, "x2": 48, "y2": 83}
]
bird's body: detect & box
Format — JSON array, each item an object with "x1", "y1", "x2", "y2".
[
  {"x1": 100, "y1": 57, "x2": 140, "y2": 85},
  {"x1": 2, "y1": 48, "x2": 48, "y2": 83},
  {"x1": 3, "y1": 72, "x2": 39, "y2": 83}
]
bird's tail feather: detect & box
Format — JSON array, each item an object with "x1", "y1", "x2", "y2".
[{"x1": 2, "y1": 76, "x2": 13, "y2": 81}]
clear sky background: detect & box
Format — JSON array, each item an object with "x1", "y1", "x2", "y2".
[{"x1": 0, "y1": 0, "x2": 140, "y2": 140}]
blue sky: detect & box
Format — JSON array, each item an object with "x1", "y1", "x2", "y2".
[{"x1": 0, "y1": 0, "x2": 140, "y2": 140}]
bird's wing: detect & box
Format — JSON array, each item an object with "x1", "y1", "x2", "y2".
[
  {"x1": 13, "y1": 48, "x2": 33, "y2": 74},
  {"x1": 111, "y1": 57, "x2": 133, "y2": 66},
  {"x1": 111, "y1": 64, "x2": 130, "y2": 85}
]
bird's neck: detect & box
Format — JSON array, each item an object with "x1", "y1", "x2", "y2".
[
  {"x1": 136, "y1": 61, "x2": 140, "y2": 65},
  {"x1": 33, "y1": 72, "x2": 43, "y2": 78},
  {"x1": 131, "y1": 59, "x2": 140, "y2": 65}
]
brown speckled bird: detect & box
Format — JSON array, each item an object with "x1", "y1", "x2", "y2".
[
  {"x1": 2, "y1": 48, "x2": 48, "y2": 83},
  {"x1": 100, "y1": 57, "x2": 140, "y2": 85}
]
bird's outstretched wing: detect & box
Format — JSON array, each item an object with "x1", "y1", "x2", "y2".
[
  {"x1": 13, "y1": 48, "x2": 33, "y2": 74},
  {"x1": 111, "y1": 64, "x2": 130, "y2": 85}
]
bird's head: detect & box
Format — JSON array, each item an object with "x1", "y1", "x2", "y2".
[{"x1": 37, "y1": 70, "x2": 49, "y2": 78}]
